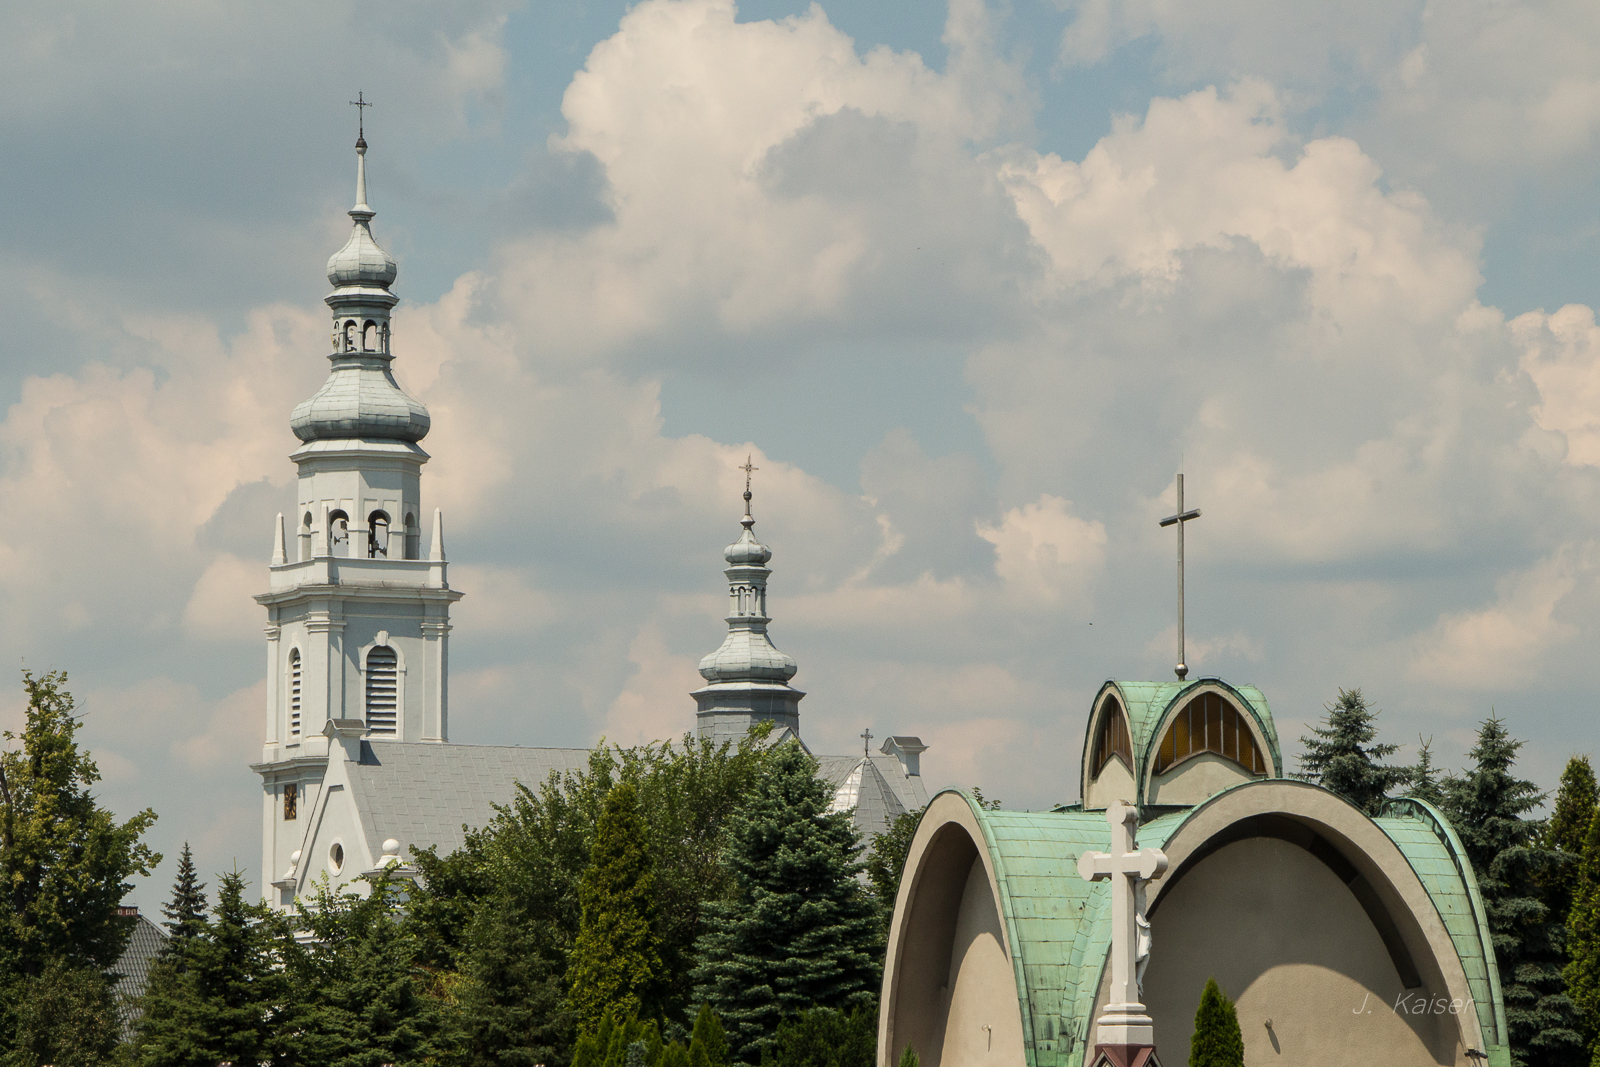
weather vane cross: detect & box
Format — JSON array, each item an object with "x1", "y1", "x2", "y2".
[
  {"x1": 350, "y1": 91, "x2": 372, "y2": 138},
  {"x1": 1158, "y1": 472, "x2": 1202, "y2": 680}
]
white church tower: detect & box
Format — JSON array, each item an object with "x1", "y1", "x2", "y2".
[{"x1": 253, "y1": 130, "x2": 461, "y2": 902}]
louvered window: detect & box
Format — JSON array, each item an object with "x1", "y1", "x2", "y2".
[
  {"x1": 365, "y1": 647, "x2": 399, "y2": 736},
  {"x1": 1092, "y1": 697, "x2": 1133, "y2": 775},
  {"x1": 1153, "y1": 692, "x2": 1267, "y2": 775},
  {"x1": 288, "y1": 650, "x2": 302, "y2": 738}
]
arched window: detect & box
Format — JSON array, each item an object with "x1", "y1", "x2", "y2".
[
  {"x1": 368, "y1": 511, "x2": 390, "y2": 558},
  {"x1": 1152, "y1": 692, "x2": 1267, "y2": 775},
  {"x1": 363, "y1": 321, "x2": 377, "y2": 351},
  {"x1": 299, "y1": 511, "x2": 314, "y2": 562},
  {"x1": 328, "y1": 510, "x2": 350, "y2": 556},
  {"x1": 1092, "y1": 697, "x2": 1133, "y2": 775},
  {"x1": 365, "y1": 646, "x2": 399, "y2": 736},
  {"x1": 380, "y1": 322, "x2": 390, "y2": 353},
  {"x1": 288, "y1": 649, "x2": 302, "y2": 738},
  {"x1": 404, "y1": 512, "x2": 418, "y2": 560},
  {"x1": 342, "y1": 320, "x2": 356, "y2": 351}
]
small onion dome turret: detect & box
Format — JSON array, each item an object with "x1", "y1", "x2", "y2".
[
  {"x1": 290, "y1": 360, "x2": 430, "y2": 443},
  {"x1": 725, "y1": 517, "x2": 772, "y2": 566}
]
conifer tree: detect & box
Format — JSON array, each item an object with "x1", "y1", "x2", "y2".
[
  {"x1": 1564, "y1": 807, "x2": 1600, "y2": 1061},
  {"x1": 688, "y1": 1003, "x2": 730, "y2": 1067},
  {"x1": 866, "y1": 807, "x2": 925, "y2": 936},
  {"x1": 1548, "y1": 757, "x2": 1597, "y2": 856},
  {"x1": 1407, "y1": 736, "x2": 1448, "y2": 808},
  {"x1": 457, "y1": 888, "x2": 572, "y2": 1067},
  {"x1": 690, "y1": 744, "x2": 881, "y2": 1065},
  {"x1": 1188, "y1": 977, "x2": 1244, "y2": 1067},
  {"x1": 161, "y1": 842, "x2": 208, "y2": 944},
  {"x1": 1297, "y1": 688, "x2": 1408, "y2": 814},
  {"x1": 569, "y1": 780, "x2": 664, "y2": 1031},
  {"x1": 763, "y1": 1003, "x2": 877, "y2": 1067},
  {"x1": 1443, "y1": 717, "x2": 1584, "y2": 1066},
  {"x1": 131, "y1": 870, "x2": 290, "y2": 1067}
]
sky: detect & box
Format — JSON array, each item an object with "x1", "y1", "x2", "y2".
[{"x1": 3, "y1": 0, "x2": 1600, "y2": 908}]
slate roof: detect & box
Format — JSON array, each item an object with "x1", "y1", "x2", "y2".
[
  {"x1": 346, "y1": 742, "x2": 928, "y2": 867},
  {"x1": 112, "y1": 913, "x2": 168, "y2": 1038}
]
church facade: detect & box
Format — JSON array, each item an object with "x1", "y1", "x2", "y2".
[
  {"x1": 878, "y1": 678, "x2": 1509, "y2": 1067},
  {"x1": 251, "y1": 140, "x2": 926, "y2": 907}
]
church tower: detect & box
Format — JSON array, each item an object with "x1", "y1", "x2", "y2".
[
  {"x1": 253, "y1": 132, "x2": 462, "y2": 898},
  {"x1": 693, "y1": 472, "x2": 804, "y2": 744}
]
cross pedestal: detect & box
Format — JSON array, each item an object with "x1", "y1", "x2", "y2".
[{"x1": 1078, "y1": 800, "x2": 1169, "y2": 1067}]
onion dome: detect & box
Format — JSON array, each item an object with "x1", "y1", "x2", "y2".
[
  {"x1": 326, "y1": 138, "x2": 398, "y2": 288},
  {"x1": 697, "y1": 474, "x2": 798, "y2": 683},
  {"x1": 289, "y1": 360, "x2": 430, "y2": 442}
]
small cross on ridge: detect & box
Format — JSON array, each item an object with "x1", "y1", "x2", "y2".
[{"x1": 861, "y1": 728, "x2": 874, "y2": 757}]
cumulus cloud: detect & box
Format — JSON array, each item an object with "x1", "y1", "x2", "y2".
[{"x1": 977, "y1": 494, "x2": 1107, "y2": 603}]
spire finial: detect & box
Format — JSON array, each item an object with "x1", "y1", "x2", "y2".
[
  {"x1": 350, "y1": 91, "x2": 371, "y2": 144},
  {"x1": 739, "y1": 454, "x2": 759, "y2": 526},
  {"x1": 1158, "y1": 470, "x2": 1202, "y2": 680}
]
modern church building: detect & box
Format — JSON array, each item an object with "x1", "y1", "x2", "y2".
[
  {"x1": 250, "y1": 138, "x2": 927, "y2": 906},
  {"x1": 879, "y1": 679, "x2": 1509, "y2": 1067}
]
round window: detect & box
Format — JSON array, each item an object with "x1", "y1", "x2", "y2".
[{"x1": 329, "y1": 842, "x2": 344, "y2": 874}]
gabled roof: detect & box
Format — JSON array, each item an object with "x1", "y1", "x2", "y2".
[
  {"x1": 112, "y1": 913, "x2": 169, "y2": 1038},
  {"x1": 819, "y1": 754, "x2": 926, "y2": 840}
]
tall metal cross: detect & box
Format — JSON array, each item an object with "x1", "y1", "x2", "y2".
[
  {"x1": 739, "y1": 455, "x2": 759, "y2": 519},
  {"x1": 861, "y1": 728, "x2": 873, "y2": 757},
  {"x1": 349, "y1": 92, "x2": 372, "y2": 137},
  {"x1": 1158, "y1": 472, "x2": 1201, "y2": 681}
]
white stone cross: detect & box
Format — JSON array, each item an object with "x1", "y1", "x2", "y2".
[{"x1": 1078, "y1": 799, "x2": 1169, "y2": 1049}]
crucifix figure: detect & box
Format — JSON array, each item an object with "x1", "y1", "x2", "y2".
[
  {"x1": 1078, "y1": 799, "x2": 1169, "y2": 1065},
  {"x1": 1158, "y1": 473, "x2": 1201, "y2": 681},
  {"x1": 349, "y1": 91, "x2": 372, "y2": 138}
]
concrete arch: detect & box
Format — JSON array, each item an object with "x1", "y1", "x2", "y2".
[
  {"x1": 1140, "y1": 780, "x2": 1494, "y2": 1065},
  {"x1": 879, "y1": 791, "x2": 1027, "y2": 1067}
]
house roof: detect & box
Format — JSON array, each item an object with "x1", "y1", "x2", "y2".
[{"x1": 112, "y1": 913, "x2": 169, "y2": 1038}]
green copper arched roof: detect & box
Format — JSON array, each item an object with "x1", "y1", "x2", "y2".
[
  {"x1": 1078, "y1": 678, "x2": 1284, "y2": 807},
  {"x1": 947, "y1": 780, "x2": 1506, "y2": 1067}
]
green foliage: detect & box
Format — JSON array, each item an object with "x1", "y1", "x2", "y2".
[
  {"x1": 896, "y1": 1046, "x2": 918, "y2": 1067},
  {"x1": 1296, "y1": 688, "x2": 1408, "y2": 814},
  {"x1": 1565, "y1": 807, "x2": 1600, "y2": 1061},
  {"x1": 1549, "y1": 758, "x2": 1598, "y2": 857},
  {"x1": 0, "y1": 670, "x2": 160, "y2": 979},
  {"x1": 129, "y1": 870, "x2": 291, "y2": 1067},
  {"x1": 967, "y1": 787, "x2": 1002, "y2": 811},
  {"x1": 690, "y1": 744, "x2": 882, "y2": 1065},
  {"x1": 689, "y1": 1003, "x2": 730, "y2": 1067},
  {"x1": 760, "y1": 1003, "x2": 876, "y2": 1067},
  {"x1": 1443, "y1": 717, "x2": 1584, "y2": 1066},
  {"x1": 570, "y1": 780, "x2": 665, "y2": 1031},
  {"x1": 455, "y1": 888, "x2": 572, "y2": 1067},
  {"x1": 160, "y1": 842, "x2": 208, "y2": 945},
  {"x1": 571, "y1": 1012, "x2": 668, "y2": 1067},
  {"x1": 865, "y1": 807, "x2": 924, "y2": 937},
  {"x1": 1407, "y1": 736, "x2": 1448, "y2": 808},
  {"x1": 0, "y1": 957, "x2": 122, "y2": 1067},
  {"x1": 1188, "y1": 977, "x2": 1243, "y2": 1067},
  {"x1": 290, "y1": 872, "x2": 457, "y2": 1067}
]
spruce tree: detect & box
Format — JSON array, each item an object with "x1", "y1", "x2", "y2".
[
  {"x1": 1297, "y1": 688, "x2": 1408, "y2": 814},
  {"x1": 690, "y1": 744, "x2": 881, "y2": 1065},
  {"x1": 1188, "y1": 977, "x2": 1244, "y2": 1067},
  {"x1": 457, "y1": 889, "x2": 572, "y2": 1067},
  {"x1": 161, "y1": 842, "x2": 208, "y2": 944},
  {"x1": 130, "y1": 870, "x2": 289, "y2": 1067},
  {"x1": 1548, "y1": 757, "x2": 1597, "y2": 856},
  {"x1": 569, "y1": 780, "x2": 664, "y2": 1031},
  {"x1": 1564, "y1": 807, "x2": 1600, "y2": 1061},
  {"x1": 1443, "y1": 717, "x2": 1584, "y2": 1066},
  {"x1": 1407, "y1": 736, "x2": 1448, "y2": 808}
]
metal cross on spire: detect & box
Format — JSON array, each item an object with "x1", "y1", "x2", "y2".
[
  {"x1": 1158, "y1": 472, "x2": 1202, "y2": 680},
  {"x1": 861, "y1": 728, "x2": 873, "y2": 757},
  {"x1": 349, "y1": 92, "x2": 372, "y2": 139},
  {"x1": 739, "y1": 455, "x2": 759, "y2": 520}
]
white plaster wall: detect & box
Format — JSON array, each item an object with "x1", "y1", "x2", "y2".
[
  {"x1": 1084, "y1": 755, "x2": 1136, "y2": 809},
  {"x1": 1146, "y1": 752, "x2": 1256, "y2": 806},
  {"x1": 940, "y1": 858, "x2": 1026, "y2": 1067},
  {"x1": 1139, "y1": 837, "x2": 1465, "y2": 1066}
]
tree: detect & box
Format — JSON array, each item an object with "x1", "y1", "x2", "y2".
[
  {"x1": 1297, "y1": 688, "x2": 1408, "y2": 814},
  {"x1": 130, "y1": 870, "x2": 291, "y2": 1067},
  {"x1": 3, "y1": 957, "x2": 123, "y2": 1067},
  {"x1": 569, "y1": 780, "x2": 665, "y2": 1031},
  {"x1": 691, "y1": 744, "x2": 882, "y2": 1065},
  {"x1": 866, "y1": 807, "x2": 924, "y2": 938},
  {"x1": 161, "y1": 842, "x2": 208, "y2": 945},
  {"x1": 688, "y1": 1003, "x2": 730, "y2": 1067},
  {"x1": 0, "y1": 669, "x2": 160, "y2": 977},
  {"x1": 1407, "y1": 736, "x2": 1448, "y2": 808},
  {"x1": 1565, "y1": 807, "x2": 1600, "y2": 1062},
  {"x1": 290, "y1": 872, "x2": 457, "y2": 1067},
  {"x1": 761, "y1": 1003, "x2": 876, "y2": 1067},
  {"x1": 455, "y1": 888, "x2": 571, "y2": 1067},
  {"x1": 1548, "y1": 757, "x2": 1597, "y2": 857},
  {"x1": 1443, "y1": 717, "x2": 1584, "y2": 1066},
  {"x1": 1188, "y1": 977, "x2": 1243, "y2": 1067}
]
